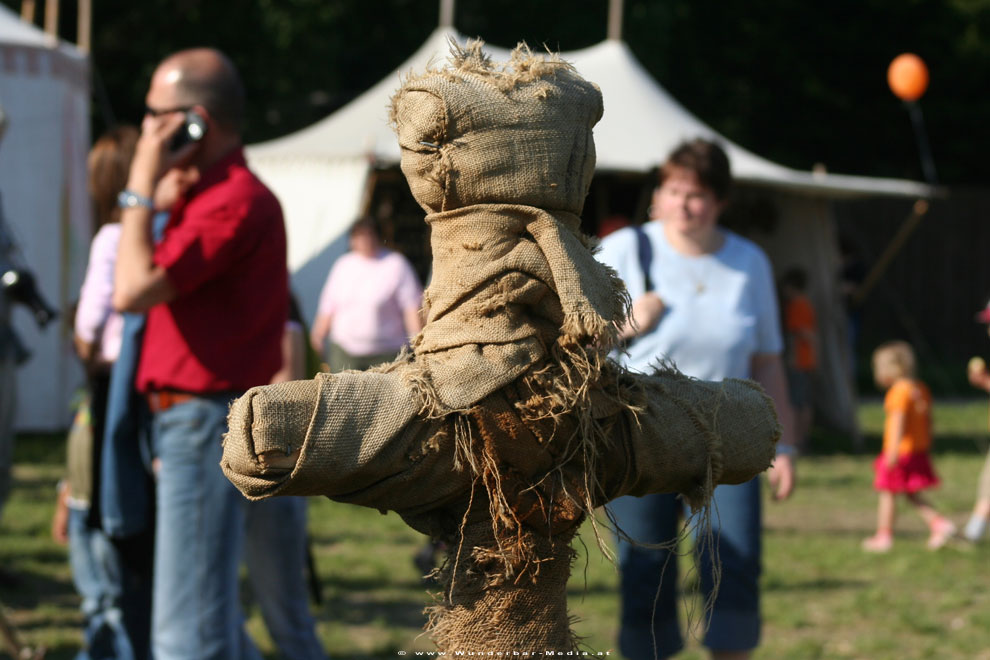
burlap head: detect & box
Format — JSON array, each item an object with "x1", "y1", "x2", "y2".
[{"x1": 390, "y1": 40, "x2": 603, "y2": 214}]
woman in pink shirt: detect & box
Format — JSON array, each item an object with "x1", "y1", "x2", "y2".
[
  {"x1": 73, "y1": 127, "x2": 139, "y2": 371},
  {"x1": 310, "y1": 216, "x2": 424, "y2": 372},
  {"x1": 53, "y1": 125, "x2": 152, "y2": 660}
]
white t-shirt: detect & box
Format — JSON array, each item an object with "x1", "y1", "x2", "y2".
[{"x1": 597, "y1": 220, "x2": 782, "y2": 380}]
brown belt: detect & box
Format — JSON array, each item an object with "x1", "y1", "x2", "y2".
[{"x1": 145, "y1": 390, "x2": 197, "y2": 414}]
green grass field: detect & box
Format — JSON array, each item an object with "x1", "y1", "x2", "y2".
[{"x1": 2, "y1": 400, "x2": 989, "y2": 659}]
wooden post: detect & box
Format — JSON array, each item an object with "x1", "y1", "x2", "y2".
[
  {"x1": 439, "y1": 0, "x2": 454, "y2": 28},
  {"x1": 77, "y1": 0, "x2": 91, "y2": 53},
  {"x1": 44, "y1": 0, "x2": 58, "y2": 37},
  {"x1": 607, "y1": 0, "x2": 624, "y2": 41},
  {"x1": 852, "y1": 199, "x2": 929, "y2": 306},
  {"x1": 20, "y1": 0, "x2": 36, "y2": 23}
]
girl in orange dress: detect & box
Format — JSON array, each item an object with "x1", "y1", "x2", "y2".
[{"x1": 863, "y1": 340, "x2": 955, "y2": 552}]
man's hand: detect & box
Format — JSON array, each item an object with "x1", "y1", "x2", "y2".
[
  {"x1": 114, "y1": 112, "x2": 192, "y2": 313},
  {"x1": 619, "y1": 292, "x2": 665, "y2": 340},
  {"x1": 127, "y1": 111, "x2": 200, "y2": 196},
  {"x1": 767, "y1": 452, "x2": 795, "y2": 501}
]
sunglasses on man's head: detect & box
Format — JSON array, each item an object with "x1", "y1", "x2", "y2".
[{"x1": 144, "y1": 105, "x2": 193, "y2": 117}]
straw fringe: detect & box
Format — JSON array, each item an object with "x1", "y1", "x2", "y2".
[{"x1": 389, "y1": 38, "x2": 577, "y2": 129}]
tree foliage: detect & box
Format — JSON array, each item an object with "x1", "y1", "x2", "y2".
[{"x1": 6, "y1": 0, "x2": 989, "y2": 183}]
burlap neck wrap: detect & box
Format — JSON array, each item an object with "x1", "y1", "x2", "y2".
[
  {"x1": 220, "y1": 40, "x2": 781, "y2": 654},
  {"x1": 414, "y1": 203, "x2": 627, "y2": 410}
]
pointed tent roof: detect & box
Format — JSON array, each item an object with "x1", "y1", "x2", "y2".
[
  {"x1": 0, "y1": 4, "x2": 60, "y2": 47},
  {"x1": 0, "y1": 4, "x2": 88, "y2": 82},
  {"x1": 249, "y1": 28, "x2": 931, "y2": 198}
]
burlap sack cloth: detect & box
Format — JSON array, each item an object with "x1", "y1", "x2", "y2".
[{"x1": 221, "y1": 42, "x2": 780, "y2": 653}]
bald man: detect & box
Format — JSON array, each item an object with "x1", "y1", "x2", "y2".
[{"x1": 114, "y1": 49, "x2": 289, "y2": 660}]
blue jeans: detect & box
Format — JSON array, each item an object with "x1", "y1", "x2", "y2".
[
  {"x1": 243, "y1": 497, "x2": 327, "y2": 660},
  {"x1": 151, "y1": 395, "x2": 261, "y2": 660},
  {"x1": 609, "y1": 479, "x2": 762, "y2": 659},
  {"x1": 68, "y1": 507, "x2": 135, "y2": 660}
]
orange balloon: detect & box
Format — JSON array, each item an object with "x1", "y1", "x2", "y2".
[{"x1": 887, "y1": 53, "x2": 929, "y2": 101}]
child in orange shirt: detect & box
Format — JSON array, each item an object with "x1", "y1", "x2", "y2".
[
  {"x1": 863, "y1": 341, "x2": 955, "y2": 552},
  {"x1": 780, "y1": 267, "x2": 818, "y2": 452}
]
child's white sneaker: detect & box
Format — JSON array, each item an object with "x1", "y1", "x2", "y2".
[{"x1": 963, "y1": 515, "x2": 987, "y2": 543}]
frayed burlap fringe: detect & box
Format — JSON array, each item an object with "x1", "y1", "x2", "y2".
[
  {"x1": 427, "y1": 520, "x2": 580, "y2": 652},
  {"x1": 391, "y1": 38, "x2": 578, "y2": 119}
]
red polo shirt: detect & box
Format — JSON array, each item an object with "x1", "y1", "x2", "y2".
[{"x1": 136, "y1": 148, "x2": 288, "y2": 394}]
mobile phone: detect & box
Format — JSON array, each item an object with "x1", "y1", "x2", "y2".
[{"x1": 170, "y1": 111, "x2": 208, "y2": 152}]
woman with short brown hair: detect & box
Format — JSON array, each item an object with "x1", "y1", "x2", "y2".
[{"x1": 598, "y1": 138, "x2": 797, "y2": 660}]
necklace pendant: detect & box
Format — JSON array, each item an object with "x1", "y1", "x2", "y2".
[{"x1": 696, "y1": 282, "x2": 705, "y2": 294}]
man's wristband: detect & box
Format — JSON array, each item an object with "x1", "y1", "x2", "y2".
[{"x1": 117, "y1": 189, "x2": 154, "y2": 210}]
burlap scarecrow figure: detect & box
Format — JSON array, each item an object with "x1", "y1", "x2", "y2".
[{"x1": 221, "y1": 41, "x2": 780, "y2": 653}]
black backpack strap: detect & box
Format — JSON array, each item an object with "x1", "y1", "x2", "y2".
[{"x1": 632, "y1": 224, "x2": 654, "y2": 293}]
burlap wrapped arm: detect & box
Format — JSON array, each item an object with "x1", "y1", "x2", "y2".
[
  {"x1": 603, "y1": 371, "x2": 780, "y2": 506},
  {"x1": 221, "y1": 368, "x2": 778, "y2": 511},
  {"x1": 221, "y1": 371, "x2": 471, "y2": 516}
]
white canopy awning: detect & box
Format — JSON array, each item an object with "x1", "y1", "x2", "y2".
[{"x1": 249, "y1": 28, "x2": 932, "y2": 199}]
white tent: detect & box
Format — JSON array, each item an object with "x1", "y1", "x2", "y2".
[
  {"x1": 0, "y1": 5, "x2": 90, "y2": 431},
  {"x1": 248, "y1": 28, "x2": 932, "y2": 433}
]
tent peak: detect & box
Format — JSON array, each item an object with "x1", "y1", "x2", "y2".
[
  {"x1": 607, "y1": 0, "x2": 625, "y2": 41},
  {"x1": 438, "y1": 0, "x2": 454, "y2": 28}
]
